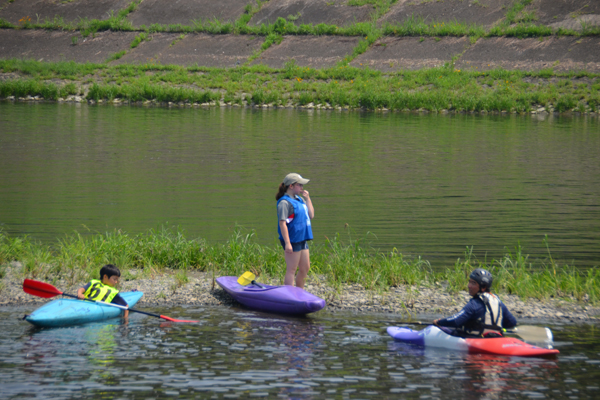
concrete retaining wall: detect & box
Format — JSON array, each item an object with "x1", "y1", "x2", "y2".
[{"x1": 1, "y1": 0, "x2": 599, "y2": 71}]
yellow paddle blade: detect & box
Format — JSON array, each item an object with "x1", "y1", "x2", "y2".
[{"x1": 237, "y1": 271, "x2": 256, "y2": 285}]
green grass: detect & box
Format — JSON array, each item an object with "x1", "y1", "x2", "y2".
[
  {"x1": 86, "y1": 81, "x2": 220, "y2": 103},
  {"x1": 1, "y1": 59, "x2": 599, "y2": 113},
  {"x1": 245, "y1": 32, "x2": 283, "y2": 65},
  {"x1": 382, "y1": 15, "x2": 486, "y2": 38},
  {"x1": 0, "y1": 59, "x2": 102, "y2": 78},
  {"x1": 106, "y1": 50, "x2": 127, "y2": 63},
  {"x1": 0, "y1": 18, "x2": 13, "y2": 28},
  {"x1": 0, "y1": 78, "x2": 78, "y2": 99},
  {"x1": 1, "y1": 227, "x2": 598, "y2": 303},
  {"x1": 130, "y1": 32, "x2": 148, "y2": 48},
  {"x1": 504, "y1": 0, "x2": 535, "y2": 26},
  {"x1": 236, "y1": 0, "x2": 267, "y2": 26}
]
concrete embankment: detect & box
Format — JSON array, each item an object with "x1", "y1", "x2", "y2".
[{"x1": 0, "y1": 0, "x2": 599, "y2": 72}]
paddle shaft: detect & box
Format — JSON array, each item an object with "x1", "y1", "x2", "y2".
[{"x1": 251, "y1": 280, "x2": 265, "y2": 289}]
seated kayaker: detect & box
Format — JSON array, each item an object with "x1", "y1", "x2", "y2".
[
  {"x1": 433, "y1": 268, "x2": 516, "y2": 338},
  {"x1": 77, "y1": 264, "x2": 129, "y2": 319}
]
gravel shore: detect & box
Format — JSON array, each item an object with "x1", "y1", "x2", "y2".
[{"x1": 3, "y1": 263, "x2": 599, "y2": 323}]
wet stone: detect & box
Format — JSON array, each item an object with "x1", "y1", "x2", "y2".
[
  {"x1": 0, "y1": 29, "x2": 137, "y2": 64},
  {"x1": 114, "y1": 33, "x2": 263, "y2": 68},
  {"x1": 249, "y1": 0, "x2": 373, "y2": 27},
  {"x1": 251, "y1": 35, "x2": 360, "y2": 69},
  {"x1": 534, "y1": 0, "x2": 600, "y2": 30},
  {"x1": 127, "y1": 0, "x2": 253, "y2": 27},
  {"x1": 380, "y1": 0, "x2": 515, "y2": 28},
  {"x1": 0, "y1": 0, "x2": 132, "y2": 24},
  {"x1": 356, "y1": 36, "x2": 471, "y2": 72},
  {"x1": 456, "y1": 37, "x2": 600, "y2": 73}
]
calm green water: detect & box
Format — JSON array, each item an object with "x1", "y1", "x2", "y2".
[
  {"x1": 1, "y1": 305, "x2": 599, "y2": 399},
  {"x1": 0, "y1": 102, "x2": 599, "y2": 268}
]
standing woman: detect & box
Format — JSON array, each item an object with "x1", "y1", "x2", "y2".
[{"x1": 276, "y1": 173, "x2": 315, "y2": 288}]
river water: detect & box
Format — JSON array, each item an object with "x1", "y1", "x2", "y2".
[
  {"x1": 0, "y1": 102, "x2": 599, "y2": 268},
  {"x1": 1, "y1": 305, "x2": 599, "y2": 399}
]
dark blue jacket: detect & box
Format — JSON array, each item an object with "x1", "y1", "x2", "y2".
[{"x1": 436, "y1": 295, "x2": 517, "y2": 331}]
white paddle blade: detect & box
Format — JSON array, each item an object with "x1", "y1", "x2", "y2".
[{"x1": 512, "y1": 325, "x2": 554, "y2": 342}]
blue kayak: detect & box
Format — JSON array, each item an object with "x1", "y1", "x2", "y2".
[{"x1": 25, "y1": 291, "x2": 144, "y2": 327}]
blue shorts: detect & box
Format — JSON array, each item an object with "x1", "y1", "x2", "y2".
[{"x1": 279, "y1": 240, "x2": 309, "y2": 252}]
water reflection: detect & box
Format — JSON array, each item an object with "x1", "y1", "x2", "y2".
[
  {"x1": 387, "y1": 340, "x2": 560, "y2": 399},
  {"x1": 1, "y1": 103, "x2": 599, "y2": 268},
  {"x1": 244, "y1": 315, "x2": 324, "y2": 399},
  {"x1": 5, "y1": 320, "x2": 131, "y2": 398},
  {"x1": 0, "y1": 306, "x2": 599, "y2": 399},
  {"x1": 148, "y1": 311, "x2": 328, "y2": 397}
]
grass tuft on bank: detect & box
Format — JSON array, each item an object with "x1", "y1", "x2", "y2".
[{"x1": 1, "y1": 227, "x2": 598, "y2": 304}]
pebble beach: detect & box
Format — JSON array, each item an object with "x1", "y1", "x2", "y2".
[{"x1": 3, "y1": 262, "x2": 599, "y2": 323}]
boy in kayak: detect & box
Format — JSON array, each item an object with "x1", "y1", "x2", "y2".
[
  {"x1": 77, "y1": 264, "x2": 129, "y2": 318},
  {"x1": 433, "y1": 268, "x2": 516, "y2": 337}
]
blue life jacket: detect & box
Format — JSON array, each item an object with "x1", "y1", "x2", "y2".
[{"x1": 277, "y1": 194, "x2": 313, "y2": 243}]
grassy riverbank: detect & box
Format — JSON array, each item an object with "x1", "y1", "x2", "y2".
[
  {"x1": 1, "y1": 58, "x2": 599, "y2": 113},
  {"x1": 1, "y1": 228, "x2": 598, "y2": 304}
]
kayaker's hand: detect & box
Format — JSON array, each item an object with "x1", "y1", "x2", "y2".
[
  {"x1": 433, "y1": 319, "x2": 440, "y2": 326},
  {"x1": 77, "y1": 293, "x2": 85, "y2": 300},
  {"x1": 285, "y1": 243, "x2": 293, "y2": 254}
]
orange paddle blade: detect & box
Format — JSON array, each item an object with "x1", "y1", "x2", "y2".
[{"x1": 159, "y1": 315, "x2": 199, "y2": 323}]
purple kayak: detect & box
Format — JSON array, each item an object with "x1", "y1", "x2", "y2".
[{"x1": 216, "y1": 276, "x2": 326, "y2": 315}]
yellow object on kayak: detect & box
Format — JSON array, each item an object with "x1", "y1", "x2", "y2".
[{"x1": 237, "y1": 271, "x2": 256, "y2": 286}]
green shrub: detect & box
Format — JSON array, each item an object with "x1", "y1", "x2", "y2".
[{"x1": 554, "y1": 95, "x2": 577, "y2": 112}]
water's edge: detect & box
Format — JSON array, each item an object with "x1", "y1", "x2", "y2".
[{"x1": 4, "y1": 266, "x2": 599, "y2": 324}]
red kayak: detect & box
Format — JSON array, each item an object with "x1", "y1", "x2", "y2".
[{"x1": 387, "y1": 325, "x2": 559, "y2": 357}]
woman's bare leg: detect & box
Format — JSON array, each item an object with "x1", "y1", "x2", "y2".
[
  {"x1": 284, "y1": 251, "x2": 301, "y2": 286},
  {"x1": 295, "y1": 249, "x2": 310, "y2": 289}
]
